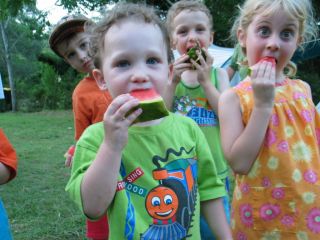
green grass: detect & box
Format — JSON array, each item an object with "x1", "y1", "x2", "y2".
[{"x1": 0, "y1": 111, "x2": 86, "y2": 239}]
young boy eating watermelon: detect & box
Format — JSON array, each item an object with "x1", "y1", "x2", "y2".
[{"x1": 65, "y1": 3, "x2": 232, "y2": 239}]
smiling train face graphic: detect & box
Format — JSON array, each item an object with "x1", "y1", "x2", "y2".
[
  {"x1": 145, "y1": 186, "x2": 179, "y2": 221},
  {"x1": 140, "y1": 147, "x2": 198, "y2": 240}
]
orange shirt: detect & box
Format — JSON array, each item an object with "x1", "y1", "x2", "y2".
[
  {"x1": 72, "y1": 76, "x2": 112, "y2": 140},
  {"x1": 0, "y1": 129, "x2": 17, "y2": 181},
  {"x1": 231, "y1": 79, "x2": 320, "y2": 239}
]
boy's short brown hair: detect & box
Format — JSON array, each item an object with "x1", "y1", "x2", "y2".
[
  {"x1": 49, "y1": 15, "x2": 89, "y2": 57},
  {"x1": 90, "y1": 3, "x2": 173, "y2": 69},
  {"x1": 166, "y1": 0, "x2": 213, "y2": 35}
]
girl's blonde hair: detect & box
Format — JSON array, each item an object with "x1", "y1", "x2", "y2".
[
  {"x1": 166, "y1": 0, "x2": 213, "y2": 36},
  {"x1": 231, "y1": 0, "x2": 318, "y2": 76},
  {"x1": 89, "y1": 3, "x2": 173, "y2": 69}
]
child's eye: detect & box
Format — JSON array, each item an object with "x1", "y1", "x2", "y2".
[
  {"x1": 67, "y1": 52, "x2": 75, "y2": 60},
  {"x1": 257, "y1": 27, "x2": 270, "y2": 37},
  {"x1": 177, "y1": 29, "x2": 187, "y2": 35},
  {"x1": 281, "y1": 30, "x2": 295, "y2": 40},
  {"x1": 196, "y1": 27, "x2": 205, "y2": 32},
  {"x1": 146, "y1": 57, "x2": 159, "y2": 65},
  {"x1": 80, "y1": 41, "x2": 89, "y2": 49},
  {"x1": 116, "y1": 60, "x2": 130, "y2": 68}
]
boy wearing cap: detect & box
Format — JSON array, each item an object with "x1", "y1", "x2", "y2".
[{"x1": 49, "y1": 15, "x2": 111, "y2": 240}]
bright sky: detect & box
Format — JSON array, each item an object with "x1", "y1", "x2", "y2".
[
  {"x1": 36, "y1": 0, "x2": 107, "y2": 25},
  {"x1": 36, "y1": 0, "x2": 68, "y2": 24}
]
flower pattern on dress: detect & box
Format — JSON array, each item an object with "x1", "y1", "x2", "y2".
[
  {"x1": 296, "y1": 231, "x2": 308, "y2": 240},
  {"x1": 260, "y1": 204, "x2": 281, "y2": 221},
  {"x1": 248, "y1": 160, "x2": 261, "y2": 179},
  {"x1": 271, "y1": 114, "x2": 279, "y2": 126},
  {"x1": 265, "y1": 129, "x2": 277, "y2": 147},
  {"x1": 306, "y1": 208, "x2": 320, "y2": 233},
  {"x1": 303, "y1": 170, "x2": 318, "y2": 184},
  {"x1": 236, "y1": 231, "x2": 248, "y2": 240},
  {"x1": 293, "y1": 91, "x2": 306, "y2": 100},
  {"x1": 302, "y1": 192, "x2": 316, "y2": 204},
  {"x1": 239, "y1": 204, "x2": 253, "y2": 227},
  {"x1": 292, "y1": 169, "x2": 302, "y2": 182},
  {"x1": 286, "y1": 109, "x2": 295, "y2": 122},
  {"x1": 240, "y1": 183, "x2": 250, "y2": 194},
  {"x1": 261, "y1": 230, "x2": 280, "y2": 240},
  {"x1": 315, "y1": 128, "x2": 320, "y2": 146},
  {"x1": 277, "y1": 140, "x2": 289, "y2": 152},
  {"x1": 292, "y1": 141, "x2": 312, "y2": 162},
  {"x1": 285, "y1": 126, "x2": 294, "y2": 138},
  {"x1": 304, "y1": 125, "x2": 313, "y2": 136},
  {"x1": 272, "y1": 187, "x2": 285, "y2": 200},
  {"x1": 267, "y1": 157, "x2": 279, "y2": 170},
  {"x1": 262, "y1": 177, "x2": 272, "y2": 187},
  {"x1": 301, "y1": 110, "x2": 312, "y2": 123},
  {"x1": 281, "y1": 215, "x2": 295, "y2": 227}
]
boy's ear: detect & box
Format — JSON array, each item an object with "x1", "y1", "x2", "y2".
[
  {"x1": 210, "y1": 31, "x2": 214, "y2": 44},
  {"x1": 237, "y1": 28, "x2": 246, "y2": 48},
  {"x1": 92, "y1": 69, "x2": 108, "y2": 90}
]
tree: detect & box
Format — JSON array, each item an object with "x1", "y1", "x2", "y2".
[{"x1": 0, "y1": 0, "x2": 36, "y2": 111}]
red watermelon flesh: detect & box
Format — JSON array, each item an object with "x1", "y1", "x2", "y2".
[
  {"x1": 260, "y1": 56, "x2": 276, "y2": 66},
  {"x1": 128, "y1": 88, "x2": 169, "y2": 123},
  {"x1": 248, "y1": 57, "x2": 276, "y2": 76}
]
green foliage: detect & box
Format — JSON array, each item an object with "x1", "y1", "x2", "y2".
[
  {"x1": 15, "y1": 64, "x2": 80, "y2": 112},
  {"x1": 296, "y1": 58, "x2": 320, "y2": 104},
  {"x1": 0, "y1": 0, "x2": 36, "y2": 20}
]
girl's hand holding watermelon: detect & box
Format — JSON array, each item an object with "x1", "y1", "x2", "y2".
[{"x1": 250, "y1": 57, "x2": 276, "y2": 109}]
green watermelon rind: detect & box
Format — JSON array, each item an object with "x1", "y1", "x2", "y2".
[
  {"x1": 127, "y1": 90, "x2": 169, "y2": 123},
  {"x1": 135, "y1": 100, "x2": 169, "y2": 123}
]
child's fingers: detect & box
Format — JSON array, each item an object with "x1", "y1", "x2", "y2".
[
  {"x1": 106, "y1": 94, "x2": 133, "y2": 116},
  {"x1": 125, "y1": 108, "x2": 143, "y2": 124},
  {"x1": 265, "y1": 62, "x2": 275, "y2": 83},
  {"x1": 201, "y1": 48, "x2": 213, "y2": 65},
  {"x1": 114, "y1": 97, "x2": 140, "y2": 122}
]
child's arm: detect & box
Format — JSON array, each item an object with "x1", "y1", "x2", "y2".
[
  {"x1": 0, "y1": 163, "x2": 11, "y2": 184},
  {"x1": 218, "y1": 61, "x2": 275, "y2": 174},
  {"x1": 163, "y1": 55, "x2": 192, "y2": 110},
  {"x1": 0, "y1": 129, "x2": 17, "y2": 183},
  {"x1": 80, "y1": 94, "x2": 142, "y2": 219},
  {"x1": 201, "y1": 198, "x2": 232, "y2": 239}
]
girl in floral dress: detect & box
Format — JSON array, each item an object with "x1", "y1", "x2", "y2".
[{"x1": 218, "y1": 0, "x2": 320, "y2": 239}]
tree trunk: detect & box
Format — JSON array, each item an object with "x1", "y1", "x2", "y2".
[{"x1": 0, "y1": 20, "x2": 16, "y2": 112}]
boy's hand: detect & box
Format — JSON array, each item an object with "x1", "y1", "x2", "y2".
[
  {"x1": 250, "y1": 58, "x2": 276, "y2": 109},
  {"x1": 64, "y1": 145, "x2": 75, "y2": 167},
  {"x1": 103, "y1": 94, "x2": 142, "y2": 152},
  {"x1": 190, "y1": 48, "x2": 213, "y2": 86},
  {"x1": 171, "y1": 54, "x2": 193, "y2": 85}
]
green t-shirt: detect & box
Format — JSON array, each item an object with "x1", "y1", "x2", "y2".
[
  {"x1": 173, "y1": 68, "x2": 229, "y2": 179},
  {"x1": 66, "y1": 113, "x2": 225, "y2": 240}
]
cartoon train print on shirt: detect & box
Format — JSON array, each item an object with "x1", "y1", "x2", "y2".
[{"x1": 141, "y1": 147, "x2": 198, "y2": 240}]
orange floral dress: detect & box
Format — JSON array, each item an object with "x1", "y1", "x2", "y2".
[{"x1": 231, "y1": 78, "x2": 320, "y2": 239}]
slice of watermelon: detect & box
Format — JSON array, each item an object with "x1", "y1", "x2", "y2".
[
  {"x1": 248, "y1": 56, "x2": 276, "y2": 76},
  {"x1": 260, "y1": 56, "x2": 276, "y2": 66},
  {"x1": 128, "y1": 88, "x2": 169, "y2": 123}
]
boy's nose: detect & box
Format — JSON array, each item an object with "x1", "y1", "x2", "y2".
[
  {"x1": 188, "y1": 30, "x2": 198, "y2": 42},
  {"x1": 77, "y1": 50, "x2": 88, "y2": 62},
  {"x1": 130, "y1": 69, "x2": 149, "y2": 83}
]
